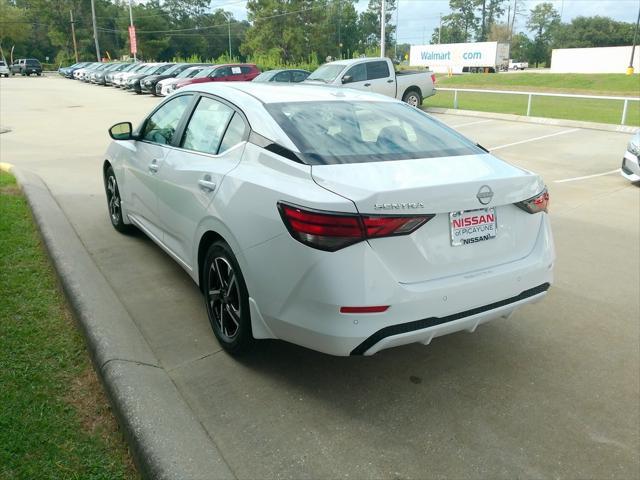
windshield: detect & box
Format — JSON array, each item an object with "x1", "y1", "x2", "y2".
[
  {"x1": 194, "y1": 67, "x2": 214, "y2": 78},
  {"x1": 161, "y1": 64, "x2": 184, "y2": 75},
  {"x1": 177, "y1": 67, "x2": 204, "y2": 78},
  {"x1": 253, "y1": 71, "x2": 277, "y2": 82},
  {"x1": 306, "y1": 64, "x2": 344, "y2": 83},
  {"x1": 264, "y1": 101, "x2": 482, "y2": 165}
]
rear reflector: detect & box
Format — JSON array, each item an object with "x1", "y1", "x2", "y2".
[
  {"x1": 340, "y1": 306, "x2": 389, "y2": 314},
  {"x1": 278, "y1": 202, "x2": 434, "y2": 252},
  {"x1": 515, "y1": 188, "x2": 549, "y2": 214}
]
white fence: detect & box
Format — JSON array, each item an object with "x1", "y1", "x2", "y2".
[{"x1": 436, "y1": 87, "x2": 640, "y2": 125}]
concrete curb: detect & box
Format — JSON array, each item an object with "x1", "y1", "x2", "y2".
[
  {"x1": 422, "y1": 106, "x2": 639, "y2": 134},
  {"x1": 3, "y1": 164, "x2": 235, "y2": 480}
]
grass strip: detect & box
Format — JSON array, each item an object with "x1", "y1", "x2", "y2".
[
  {"x1": 426, "y1": 90, "x2": 640, "y2": 126},
  {"x1": 435, "y1": 73, "x2": 640, "y2": 97},
  {"x1": 0, "y1": 171, "x2": 137, "y2": 480}
]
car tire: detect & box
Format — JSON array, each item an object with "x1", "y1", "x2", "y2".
[
  {"x1": 203, "y1": 241, "x2": 255, "y2": 355},
  {"x1": 402, "y1": 89, "x2": 422, "y2": 107},
  {"x1": 104, "y1": 166, "x2": 134, "y2": 234}
]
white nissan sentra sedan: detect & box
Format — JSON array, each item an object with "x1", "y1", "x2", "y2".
[{"x1": 103, "y1": 83, "x2": 555, "y2": 356}]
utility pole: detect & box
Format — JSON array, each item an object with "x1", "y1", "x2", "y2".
[
  {"x1": 222, "y1": 11, "x2": 232, "y2": 59},
  {"x1": 380, "y1": 0, "x2": 386, "y2": 57},
  {"x1": 438, "y1": 13, "x2": 442, "y2": 44},
  {"x1": 90, "y1": 0, "x2": 100, "y2": 61},
  {"x1": 394, "y1": 0, "x2": 399, "y2": 60},
  {"x1": 128, "y1": 0, "x2": 136, "y2": 61},
  {"x1": 628, "y1": 3, "x2": 640, "y2": 75},
  {"x1": 70, "y1": 10, "x2": 79, "y2": 62}
]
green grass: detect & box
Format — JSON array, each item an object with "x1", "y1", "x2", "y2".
[
  {"x1": 0, "y1": 172, "x2": 137, "y2": 480},
  {"x1": 426, "y1": 90, "x2": 640, "y2": 126},
  {"x1": 436, "y1": 73, "x2": 640, "y2": 96}
]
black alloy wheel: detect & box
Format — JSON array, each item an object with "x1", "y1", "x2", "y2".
[{"x1": 203, "y1": 241, "x2": 254, "y2": 354}]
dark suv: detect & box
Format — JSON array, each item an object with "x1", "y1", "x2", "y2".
[{"x1": 11, "y1": 58, "x2": 43, "y2": 76}]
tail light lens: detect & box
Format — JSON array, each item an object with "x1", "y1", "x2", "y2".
[
  {"x1": 430, "y1": 73, "x2": 436, "y2": 84},
  {"x1": 278, "y1": 202, "x2": 434, "y2": 252},
  {"x1": 515, "y1": 188, "x2": 549, "y2": 214}
]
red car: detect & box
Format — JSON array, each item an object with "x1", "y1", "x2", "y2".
[{"x1": 170, "y1": 64, "x2": 260, "y2": 92}]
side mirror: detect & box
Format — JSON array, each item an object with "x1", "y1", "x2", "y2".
[
  {"x1": 109, "y1": 121, "x2": 133, "y2": 140},
  {"x1": 341, "y1": 75, "x2": 352, "y2": 84}
]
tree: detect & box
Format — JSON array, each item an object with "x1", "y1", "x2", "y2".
[
  {"x1": 0, "y1": 0, "x2": 32, "y2": 60},
  {"x1": 509, "y1": 31, "x2": 532, "y2": 61},
  {"x1": 488, "y1": 22, "x2": 510, "y2": 43},
  {"x1": 441, "y1": 0, "x2": 480, "y2": 43},
  {"x1": 551, "y1": 16, "x2": 636, "y2": 49},
  {"x1": 527, "y1": 2, "x2": 560, "y2": 66},
  {"x1": 358, "y1": 0, "x2": 396, "y2": 55},
  {"x1": 478, "y1": 0, "x2": 505, "y2": 41}
]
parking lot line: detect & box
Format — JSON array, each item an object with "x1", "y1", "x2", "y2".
[
  {"x1": 489, "y1": 128, "x2": 580, "y2": 151},
  {"x1": 554, "y1": 169, "x2": 621, "y2": 183},
  {"x1": 449, "y1": 119, "x2": 494, "y2": 128}
]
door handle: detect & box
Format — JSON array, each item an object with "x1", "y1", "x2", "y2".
[
  {"x1": 198, "y1": 179, "x2": 217, "y2": 192},
  {"x1": 364, "y1": 83, "x2": 371, "y2": 87},
  {"x1": 386, "y1": 79, "x2": 394, "y2": 83},
  {"x1": 148, "y1": 159, "x2": 159, "y2": 173}
]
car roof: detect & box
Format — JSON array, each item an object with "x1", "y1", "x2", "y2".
[{"x1": 181, "y1": 82, "x2": 397, "y2": 104}]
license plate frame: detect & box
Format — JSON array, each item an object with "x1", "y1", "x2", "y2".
[{"x1": 450, "y1": 207, "x2": 497, "y2": 246}]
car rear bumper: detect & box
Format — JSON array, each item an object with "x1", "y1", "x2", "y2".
[
  {"x1": 621, "y1": 151, "x2": 640, "y2": 182},
  {"x1": 244, "y1": 213, "x2": 555, "y2": 356}
]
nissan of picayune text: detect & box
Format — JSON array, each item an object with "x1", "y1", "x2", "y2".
[{"x1": 102, "y1": 83, "x2": 555, "y2": 357}]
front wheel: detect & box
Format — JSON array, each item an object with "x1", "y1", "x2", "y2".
[
  {"x1": 402, "y1": 89, "x2": 422, "y2": 107},
  {"x1": 203, "y1": 241, "x2": 254, "y2": 355},
  {"x1": 104, "y1": 166, "x2": 134, "y2": 234}
]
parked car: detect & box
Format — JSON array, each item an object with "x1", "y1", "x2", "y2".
[
  {"x1": 0, "y1": 60, "x2": 10, "y2": 77},
  {"x1": 125, "y1": 63, "x2": 175, "y2": 93},
  {"x1": 11, "y1": 58, "x2": 43, "y2": 76},
  {"x1": 621, "y1": 131, "x2": 640, "y2": 182},
  {"x1": 94, "y1": 63, "x2": 130, "y2": 85},
  {"x1": 156, "y1": 65, "x2": 209, "y2": 96},
  {"x1": 253, "y1": 69, "x2": 310, "y2": 83},
  {"x1": 72, "y1": 62, "x2": 100, "y2": 80},
  {"x1": 167, "y1": 64, "x2": 260, "y2": 94},
  {"x1": 105, "y1": 62, "x2": 139, "y2": 86},
  {"x1": 102, "y1": 83, "x2": 554, "y2": 356},
  {"x1": 58, "y1": 62, "x2": 91, "y2": 78},
  {"x1": 305, "y1": 57, "x2": 435, "y2": 107},
  {"x1": 140, "y1": 63, "x2": 206, "y2": 94},
  {"x1": 90, "y1": 63, "x2": 122, "y2": 83},
  {"x1": 112, "y1": 63, "x2": 149, "y2": 87}
]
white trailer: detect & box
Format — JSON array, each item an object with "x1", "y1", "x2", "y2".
[{"x1": 410, "y1": 41, "x2": 510, "y2": 74}]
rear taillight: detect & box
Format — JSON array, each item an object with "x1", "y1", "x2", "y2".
[
  {"x1": 278, "y1": 202, "x2": 434, "y2": 252},
  {"x1": 515, "y1": 188, "x2": 549, "y2": 214},
  {"x1": 430, "y1": 73, "x2": 436, "y2": 84}
]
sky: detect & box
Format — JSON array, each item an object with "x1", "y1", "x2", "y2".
[{"x1": 211, "y1": 0, "x2": 640, "y2": 45}]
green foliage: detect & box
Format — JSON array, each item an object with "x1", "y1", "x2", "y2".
[{"x1": 0, "y1": 173, "x2": 136, "y2": 479}]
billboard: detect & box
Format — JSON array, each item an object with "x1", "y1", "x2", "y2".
[
  {"x1": 128, "y1": 25, "x2": 137, "y2": 55},
  {"x1": 409, "y1": 42, "x2": 508, "y2": 72}
]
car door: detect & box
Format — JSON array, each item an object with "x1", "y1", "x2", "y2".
[
  {"x1": 123, "y1": 93, "x2": 194, "y2": 241},
  {"x1": 156, "y1": 95, "x2": 249, "y2": 268},
  {"x1": 340, "y1": 62, "x2": 368, "y2": 91},
  {"x1": 211, "y1": 67, "x2": 231, "y2": 82},
  {"x1": 365, "y1": 60, "x2": 396, "y2": 97}
]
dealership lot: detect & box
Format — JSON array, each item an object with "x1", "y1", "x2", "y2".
[{"x1": 1, "y1": 76, "x2": 638, "y2": 478}]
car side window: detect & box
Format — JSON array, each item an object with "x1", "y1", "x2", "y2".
[
  {"x1": 292, "y1": 71, "x2": 308, "y2": 82},
  {"x1": 141, "y1": 95, "x2": 192, "y2": 145},
  {"x1": 366, "y1": 61, "x2": 390, "y2": 80},
  {"x1": 212, "y1": 67, "x2": 231, "y2": 78},
  {"x1": 218, "y1": 113, "x2": 247, "y2": 153},
  {"x1": 345, "y1": 63, "x2": 366, "y2": 83},
  {"x1": 273, "y1": 71, "x2": 290, "y2": 82},
  {"x1": 181, "y1": 97, "x2": 234, "y2": 155}
]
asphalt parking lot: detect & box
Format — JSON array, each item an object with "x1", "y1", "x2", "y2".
[{"x1": 1, "y1": 76, "x2": 638, "y2": 479}]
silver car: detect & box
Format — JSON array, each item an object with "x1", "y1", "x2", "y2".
[{"x1": 621, "y1": 131, "x2": 640, "y2": 182}]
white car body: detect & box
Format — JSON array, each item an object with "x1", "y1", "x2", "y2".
[
  {"x1": 305, "y1": 57, "x2": 436, "y2": 106},
  {"x1": 0, "y1": 60, "x2": 10, "y2": 77},
  {"x1": 103, "y1": 83, "x2": 554, "y2": 356},
  {"x1": 621, "y1": 131, "x2": 640, "y2": 182},
  {"x1": 157, "y1": 66, "x2": 208, "y2": 96},
  {"x1": 509, "y1": 60, "x2": 529, "y2": 70},
  {"x1": 113, "y1": 63, "x2": 150, "y2": 87}
]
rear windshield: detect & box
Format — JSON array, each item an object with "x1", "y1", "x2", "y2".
[
  {"x1": 264, "y1": 101, "x2": 482, "y2": 165},
  {"x1": 306, "y1": 64, "x2": 344, "y2": 83},
  {"x1": 177, "y1": 67, "x2": 205, "y2": 78},
  {"x1": 26, "y1": 59, "x2": 41, "y2": 66}
]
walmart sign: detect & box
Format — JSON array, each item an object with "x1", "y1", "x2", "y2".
[{"x1": 410, "y1": 42, "x2": 508, "y2": 71}]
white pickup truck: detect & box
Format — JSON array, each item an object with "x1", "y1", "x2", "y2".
[{"x1": 305, "y1": 57, "x2": 436, "y2": 106}]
